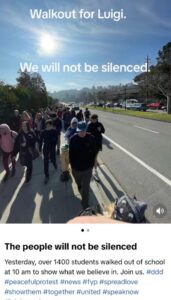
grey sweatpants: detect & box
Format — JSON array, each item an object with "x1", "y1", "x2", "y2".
[{"x1": 72, "y1": 168, "x2": 93, "y2": 209}]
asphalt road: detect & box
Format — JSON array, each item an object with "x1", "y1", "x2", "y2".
[
  {"x1": 95, "y1": 110, "x2": 171, "y2": 223},
  {"x1": 0, "y1": 112, "x2": 170, "y2": 223},
  {"x1": 0, "y1": 136, "x2": 122, "y2": 224}
]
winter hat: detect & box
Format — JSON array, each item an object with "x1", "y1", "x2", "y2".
[{"x1": 71, "y1": 117, "x2": 78, "y2": 125}]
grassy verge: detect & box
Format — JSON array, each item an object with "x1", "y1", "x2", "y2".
[{"x1": 87, "y1": 107, "x2": 171, "y2": 123}]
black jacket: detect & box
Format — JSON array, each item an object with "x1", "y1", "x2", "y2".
[
  {"x1": 39, "y1": 128, "x2": 58, "y2": 151},
  {"x1": 10, "y1": 115, "x2": 21, "y2": 132},
  {"x1": 52, "y1": 118, "x2": 62, "y2": 135},
  {"x1": 13, "y1": 130, "x2": 36, "y2": 156},
  {"x1": 87, "y1": 121, "x2": 105, "y2": 150},
  {"x1": 63, "y1": 111, "x2": 72, "y2": 123},
  {"x1": 69, "y1": 133, "x2": 97, "y2": 171}
]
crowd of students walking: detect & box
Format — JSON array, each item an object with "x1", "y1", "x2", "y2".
[{"x1": 0, "y1": 106, "x2": 105, "y2": 209}]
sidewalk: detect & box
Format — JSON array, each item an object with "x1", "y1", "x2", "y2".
[{"x1": 0, "y1": 140, "x2": 126, "y2": 223}]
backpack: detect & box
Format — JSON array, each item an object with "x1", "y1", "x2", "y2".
[{"x1": 113, "y1": 195, "x2": 147, "y2": 223}]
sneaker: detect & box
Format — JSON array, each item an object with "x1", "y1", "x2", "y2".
[{"x1": 44, "y1": 177, "x2": 49, "y2": 184}]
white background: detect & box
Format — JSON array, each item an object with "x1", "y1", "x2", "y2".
[{"x1": 0, "y1": 224, "x2": 171, "y2": 300}]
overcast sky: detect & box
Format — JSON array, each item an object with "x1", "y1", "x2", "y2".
[{"x1": 0, "y1": 0, "x2": 171, "y2": 91}]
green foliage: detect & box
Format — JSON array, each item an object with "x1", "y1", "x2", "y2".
[
  {"x1": 14, "y1": 86, "x2": 31, "y2": 111},
  {"x1": 134, "y1": 41, "x2": 171, "y2": 112},
  {"x1": 89, "y1": 106, "x2": 171, "y2": 123},
  {"x1": 0, "y1": 84, "x2": 19, "y2": 123},
  {"x1": 17, "y1": 70, "x2": 48, "y2": 110},
  {"x1": 0, "y1": 70, "x2": 48, "y2": 124}
]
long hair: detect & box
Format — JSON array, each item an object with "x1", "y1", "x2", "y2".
[{"x1": 21, "y1": 121, "x2": 31, "y2": 132}]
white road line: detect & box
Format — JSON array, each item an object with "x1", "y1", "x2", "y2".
[
  {"x1": 103, "y1": 134, "x2": 171, "y2": 187},
  {"x1": 0, "y1": 177, "x2": 25, "y2": 223},
  {"x1": 134, "y1": 125, "x2": 159, "y2": 134}
]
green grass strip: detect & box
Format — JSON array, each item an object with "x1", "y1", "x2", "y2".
[{"x1": 87, "y1": 106, "x2": 171, "y2": 123}]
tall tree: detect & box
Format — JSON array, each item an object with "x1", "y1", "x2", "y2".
[
  {"x1": 16, "y1": 70, "x2": 48, "y2": 110},
  {"x1": 0, "y1": 83, "x2": 19, "y2": 124},
  {"x1": 16, "y1": 70, "x2": 32, "y2": 89},
  {"x1": 134, "y1": 42, "x2": 171, "y2": 113}
]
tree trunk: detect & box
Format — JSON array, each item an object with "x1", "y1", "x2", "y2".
[{"x1": 167, "y1": 94, "x2": 171, "y2": 114}]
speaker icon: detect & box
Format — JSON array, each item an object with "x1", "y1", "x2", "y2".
[{"x1": 154, "y1": 204, "x2": 167, "y2": 218}]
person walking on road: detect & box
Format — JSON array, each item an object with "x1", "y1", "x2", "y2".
[
  {"x1": 13, "y1": 121, "x2": 36, "y2": 183},
  {"x1": 60, "y1": 117, "x2": 78, "y2": 182},
  {"x1": 76, "y1": 109, "x2": 84, "y2": 122},
  {"x1": 34, "y1": 112, "x2": 45, "y2": 147},
  {"x1": 0, "y1": 124, "x2": 17, "y2": 182},
  {"x1": 51, "y1": 113, "x2": 62, "y2": 155},
  {"x1": 39, "y1": 119, "x2": 58, "y2": 184},
  {"x1": 87, "y1": 114, "x2": 105, "y2": 180},
  {"x1": 10, "y1": 110, "x2": 21, "y2": 133},
  {"x1": 63, "y1": 107, "x2": 72, "y2": 131},
  {"x1": 69, "y1": 121, "x2": 97, "y2": 209},
  {"x1": 84, "y1": 108, "x2": 91, "y2": 123},
  {"x1": 71, "y1": 108, "x2": 76, "y2": 118}
]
